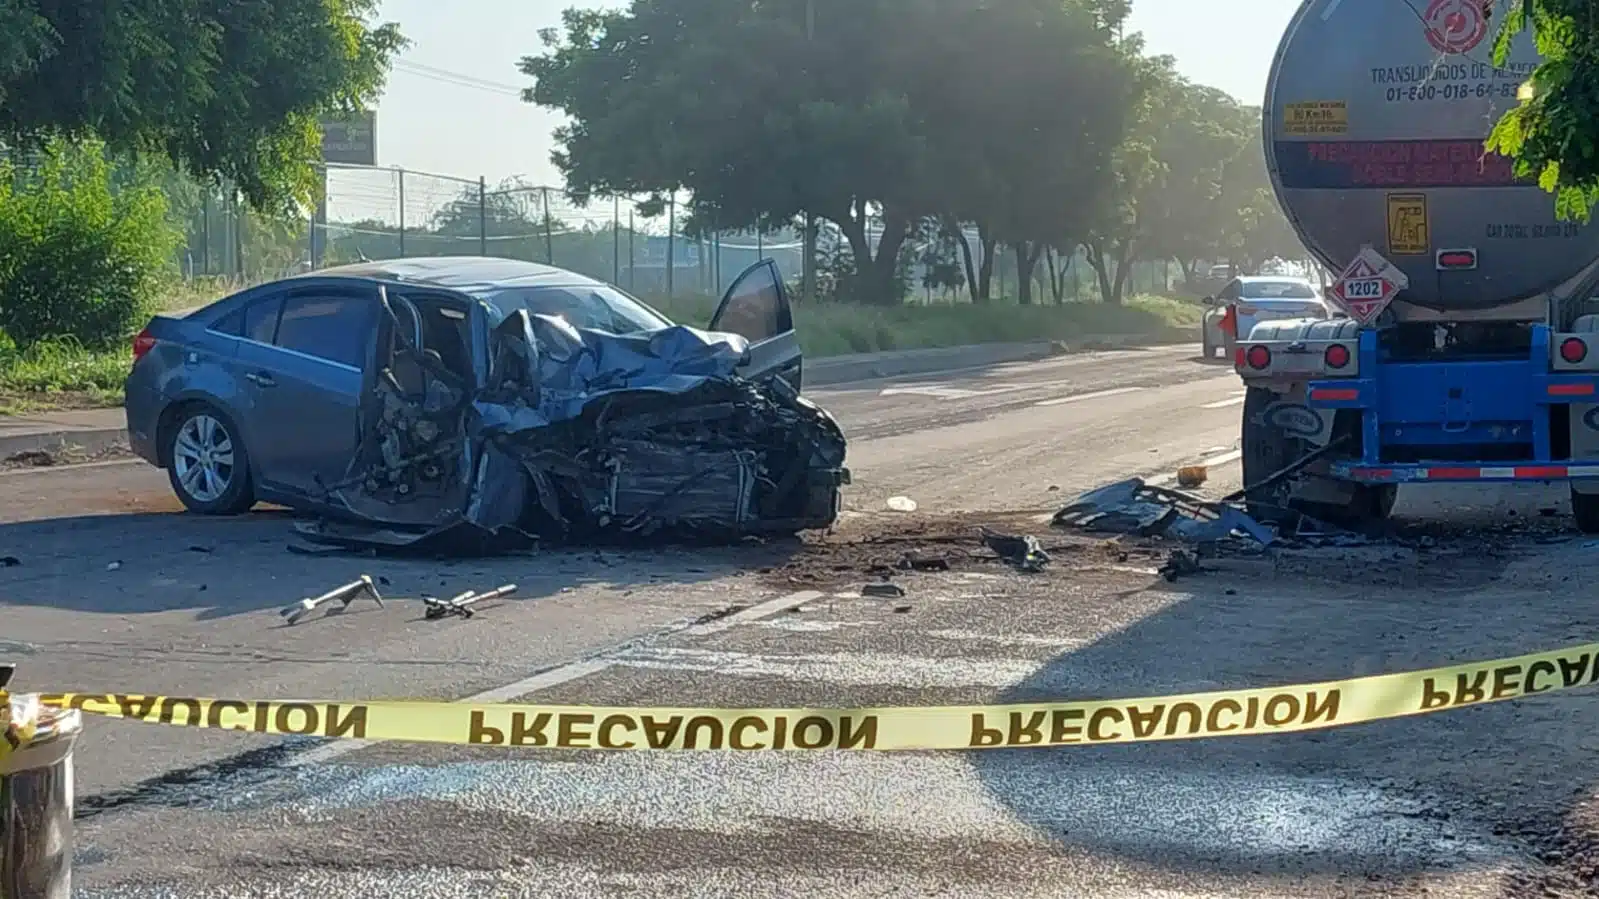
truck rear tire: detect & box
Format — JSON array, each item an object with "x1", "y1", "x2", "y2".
[
  {"x1": 1241, "y1": 387, "x2": 1394, "y2": 529},
  {"x1": 1573, "y1": 486, "x2": 1599, "y2": 534}
]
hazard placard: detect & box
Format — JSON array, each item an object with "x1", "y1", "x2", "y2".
[{"x1": 1330, "y1": 247, "x2": 1409, "y2": 325}]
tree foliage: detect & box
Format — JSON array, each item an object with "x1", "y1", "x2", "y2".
[
  {"x1": 0, "y1": 138, "x2": 178, "y2": 348},
  {"x1": 0, "y1": 0, "x2": 405, "y2": 214}
]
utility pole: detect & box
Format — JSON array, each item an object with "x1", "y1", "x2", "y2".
[{"x1": 802, "y1": 0, "x2": 817, "y2": 305}]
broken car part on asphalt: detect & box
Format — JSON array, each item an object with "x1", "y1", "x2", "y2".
[
  {"x1": 294, "y1": 285, "x2": 849, "y2": 555},
  {"x1": 422, "y1": 583, "x2": 518, "y2": 620},
  {"x1": 281, "y1": 576, "x2": 386, "y2": 626},
  {"x1": 1053, "y1": 478, "x2": 1277, "y2": 545},
  {"x1": 979, "y1": 527, "x2": 1051, "y2": 572}
]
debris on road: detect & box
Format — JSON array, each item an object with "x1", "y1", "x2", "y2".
[
  {"x1": 1175, "y1": 465, "x2": 1207, "y2": 488},
  {"x1": 979, "y1": 528, "x2": 1050, "y2": 572},
  {"x1": 1157, "y1": 548, "x2": 1204, "y2": 582},
  {"x1": 861, "y1": 582, "x2": 906, "y2": 599},
  {"x1": 294, "y1": 305, "x2": 849, "y2": 556},
  {"x1": 1052, "y1": 477, "x2": 1275, "y2": 545},
  {"x1": 281, "y1": 576, "x2": 385, "y2": 626},
  {"x1": 886, "y1": 496, "x2": 918, "y2": 512},
  {"x1": 422, "y1": 583, "x2": 518, "y2": 620},
  {"x1": 898, "y1": 553, "x2": 950, "y2": 572}
]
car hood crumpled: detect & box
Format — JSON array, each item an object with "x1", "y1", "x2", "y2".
[{"x1": 293, "y1": 308, "x2": 849, "y2": 555}]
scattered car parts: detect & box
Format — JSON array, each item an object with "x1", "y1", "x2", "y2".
[
  {"x1": 281, "y1": 576, "x2": 385, "y2": 626},
  {"x1": 423, "y1": 583, "x2": 518, "y2": 620}
]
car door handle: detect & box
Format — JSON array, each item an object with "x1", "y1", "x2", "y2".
[{"x1": 245, "y1": 372, "x2": 276, "y2": 388}]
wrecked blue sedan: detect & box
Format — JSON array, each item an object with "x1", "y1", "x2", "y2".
[{"x1": 124, "y1": 256, "x2": 848, "y2": 551}]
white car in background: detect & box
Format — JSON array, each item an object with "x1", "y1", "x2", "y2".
[{"x1": 1201, "y1": 276, "x2": 1328, "y2": 359}]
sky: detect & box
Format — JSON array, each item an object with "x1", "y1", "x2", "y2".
[{"x1": 362, "y1": 0, "x2": 1296, "y2": 204}]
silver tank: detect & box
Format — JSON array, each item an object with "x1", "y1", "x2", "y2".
[{"x1": 1264, "y1": 0, "x2": 1599, "y2": 313}]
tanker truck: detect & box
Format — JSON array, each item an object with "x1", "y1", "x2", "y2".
[{"x1": 1238, "y1": 0, "x2": 1599, "y2": 533}]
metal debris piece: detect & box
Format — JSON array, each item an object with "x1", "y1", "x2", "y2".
[
  {"x1": 1157, "y1": 549, "x2": 1203, "y2": 582},
  {"x1": 862, "y1": 583, "x2": 906, "y2": 598},
  {"x1": 281, "y1": 576, "x2": 385, "y2": 626},
  {"x1": 1052, "y1": 478, "x2": 1275, "y2": 546},
  {"x1": 898, "y1": 553, "x2": 950, "y2": 572},
  {"x1": 979, "y1": 528, "x2": 1050, "y2": 572},
  {"x1": 423, "y1": 583, "x2": 518, "y2": 620}
]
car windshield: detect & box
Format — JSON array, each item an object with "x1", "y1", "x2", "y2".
[
  {"x1": 1241, "y1": 280, "x2": 1317, "y2": 300},
  {"x1": 479, "y1": 283, "x2": 675, "y2": 334}
]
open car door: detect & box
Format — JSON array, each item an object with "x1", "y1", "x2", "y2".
[{"x1": 708, "y1": 259, "x2": 802, "y2": 390}]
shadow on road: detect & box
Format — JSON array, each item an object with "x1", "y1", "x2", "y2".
[
  {"x1": 973, "y1": 524, "x2": 1599, "y2": 883},
  {"x1": 0, "y1": 510, "x2": 797, "y2": 619}
]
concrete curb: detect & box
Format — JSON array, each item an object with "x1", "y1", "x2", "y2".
[{"x1": 0, "y1": 331, "x2": 1192, "y2": 460}]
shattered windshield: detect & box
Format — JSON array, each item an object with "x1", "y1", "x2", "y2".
[{"x1": 480, "y1": 283, "x2": 675, "y2": 334}]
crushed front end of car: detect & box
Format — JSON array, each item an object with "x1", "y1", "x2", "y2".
[{"x1": 295, "y1": 298, "x2": 848, "y2": 553}]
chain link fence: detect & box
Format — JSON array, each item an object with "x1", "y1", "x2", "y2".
[{"x1": 178, "y1": 162, "x2": 1180, "y2": 302}]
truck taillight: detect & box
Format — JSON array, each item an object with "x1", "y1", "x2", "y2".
[
  {"x1": 1245, "y1": 345, "x2": 1271, "y2": 370},
  {"x1": 1324, "y1": 344, "x2": 1350, "y2": 369},
  {"x1": 1561, "y1": 337, "x2": 1588, "y2": 364},
  {"x1": 132, "y1": 327, "x2": 155, "y2": 362}
]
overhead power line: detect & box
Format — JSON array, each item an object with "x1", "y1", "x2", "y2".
[{"x1": 391, "y1": 59, "x2": 524, "y2": 97}]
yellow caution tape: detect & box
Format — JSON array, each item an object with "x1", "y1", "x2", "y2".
[{"x1": 35, "y1": 639, "x2": 1599, "y2": 752}]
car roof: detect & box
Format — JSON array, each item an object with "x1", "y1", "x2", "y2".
[
  {"x1": 1235, "y1": 276, "x2": 1313, "y2": 285},
  {"x1": 284, "y1": 256, "x2": 608, "y2": 294}
]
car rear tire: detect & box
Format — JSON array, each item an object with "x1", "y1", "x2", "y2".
[{"x1": 165, "y1": 403, "x2": 255, "y2": 515}]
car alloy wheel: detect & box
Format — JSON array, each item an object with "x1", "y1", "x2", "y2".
[{"x1": 172, "y1": 412, "x2": 237, "y2": 504}]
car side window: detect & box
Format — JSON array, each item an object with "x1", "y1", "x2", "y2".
[
  {"x1": 210, "y1": 297, "x2": 282, "y2": 343},
  {"x1": 1218, "y1": 282, "x2": 1240, "y2": 301},
  {"x1": 273, "y1": 290, "x2": 375, "y2": 369}
]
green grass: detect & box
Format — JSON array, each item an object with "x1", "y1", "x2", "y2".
[{"x1": 0, "y1": 286, "x2": 1201, "y2": 415}]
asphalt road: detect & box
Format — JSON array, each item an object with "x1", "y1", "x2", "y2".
[{"x1": 6, "y1": 345, "x2": 1599, "y2": 897}]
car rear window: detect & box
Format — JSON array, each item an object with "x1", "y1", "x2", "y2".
[{"x1": 1242, "y1": 281, "x2": 1317, "y2": 299}]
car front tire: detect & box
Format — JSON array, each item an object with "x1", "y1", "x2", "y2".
[{"x1": 165, "y1": 403, "x2": 256, "y2": 515}]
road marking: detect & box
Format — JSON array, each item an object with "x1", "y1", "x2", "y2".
[
  {"x1": 1033, "y1": 386, "x2": 1144, "y2": 407},
  {"x1": 1146, "y1": 449, "x2": 1244, "y2": 487},
  {"x1": 1201, "y1": 393, "x2": 1246, "y2": 409},
  {"x1": 290, "y1": 590, "x2": 825, "y2": 766},
  {"x1": 880, "y1": 385, "x2": 996, "y2": 399}
]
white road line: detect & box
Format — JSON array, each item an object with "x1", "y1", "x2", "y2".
[
  {"x1": 1033, "y1": 386, "x2": 1144, "y2": 407},
  {"x1": 289, "y1": 590, "x2": 825, "y2": 766},
  {"x1": 1201, "y1": 394, "x2": 1246, "y2": 409},
  {"x1": 1146, "y1": 449, "x2": 1244, "y2": 487}
]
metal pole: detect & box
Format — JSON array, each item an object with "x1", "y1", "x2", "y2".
[
  {"x1": 232, "y1": 191, "x2": 244, "y2": 278},
  {"x1": 542, "y1": 187, "x2": 554, "y2": 264},
  {"x1": 713, "y1": 230, "x2": 722, "y2": 294},
  {"x1": 397, "y1": 169, "x2": 406, "y2": 257},
  {"x1": 758, "y1": 229, "x2": 764, "y2": 260},
  {"x1": 612, "y1": 196, "x2": 620, "y2": 284},
  {"x1": 628, "y1": 208, "x2": 636, "y2": 290},
  {"x1": 667, "y1": 196, "x2": 676, "y2": 297},
  {"x1": 478, "y1": 176, "x2": 487, "y2": 255},
  {"x1": 1, "y1": 668, "x2": 84, "y2": 899},
  {"x1": 802, "y1": 0, "x2": 816, "y2": 305},
  {"x1": 201, "y1": 193, "x2": 211, "y2": 274}
]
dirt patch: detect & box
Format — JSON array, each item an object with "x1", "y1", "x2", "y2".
[
  {"x1": 755, "y1": 510, "x2": 1173, "y2": 591},
  {"x1": 0, "y1": 389, "x2": 119, "y2": 415},
  {"x1": 1, "y1": 440, "x2": 134, "y2": 471}
]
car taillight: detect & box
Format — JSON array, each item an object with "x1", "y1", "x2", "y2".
[
  {"x1": 1245, "y1": 345, "x2": 1271, "y2": 370},
  {"x1": 1324, "y1": 344, "x2": 1351, "y2": 369},
  {"x1": 132, "y1": 327, "x2": 155, "y2": 362},
  {"x1": 1560, "y1": 337, "x2": 1588, "y2": 364}
]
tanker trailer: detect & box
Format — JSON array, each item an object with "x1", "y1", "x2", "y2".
[{"x1": 1239, "y1": 0, "x2": 1599, "y2": 532}]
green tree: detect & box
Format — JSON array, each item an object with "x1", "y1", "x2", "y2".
[
  {"x1": 921, "y1": 0, "x2": 1143, "y2": 305},
  {"x1": 0, "y1": 138, "x2": 178, "y2": 347},
  {"x1": 0, "y1": 0, "x2": 404, "y2": 214}
]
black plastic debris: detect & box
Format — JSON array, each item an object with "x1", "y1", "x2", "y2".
[
  {"x1": 862, "y1": 583, "x2": 906, "y2": 598},
  {"x1": 0, "y1": 557, "x2": 18, "y2": 568},
  {"x1": 898, "y1": 553, "x2": 950, "y2": 572},
  {"x1": 1052, "y1": 478, "x2": 1275, "y2": 545},
  {"x1": 979, "y1": 528, "x2": 1050, "y2": 572}
]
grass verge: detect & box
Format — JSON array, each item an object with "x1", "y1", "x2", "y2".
[{"x1": 0, "y1": 289, "x2": 1201, "y2": 415}]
